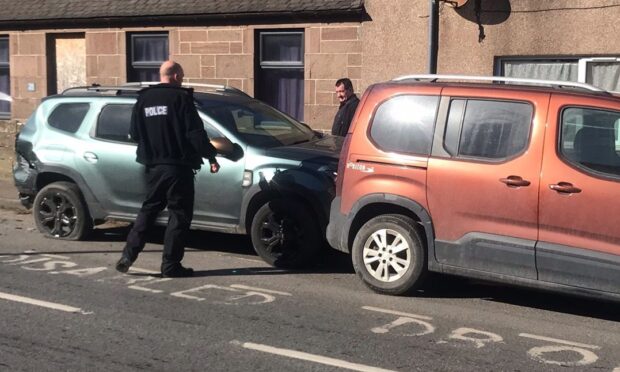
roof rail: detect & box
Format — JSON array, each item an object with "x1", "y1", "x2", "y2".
[
  {"x1": 61, "y1": 82, "x2": 251, "y2": 97},
  {"x1": 392, "y1": 74, "x2": 605, "y2": 92},
  {"x1": 123, "y1": 81, "x2": 251, "y2": 97}
]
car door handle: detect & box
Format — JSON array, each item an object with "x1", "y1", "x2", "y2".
[
  {"x1": 549, "y1": 182, "x2": 581, "y2": 194},
  {"x1": 499, "y1": 175, "x2": 531, "y2": 187},
  {"x1": 83, "y1": 152, "x2": 98, "y2": 163}
]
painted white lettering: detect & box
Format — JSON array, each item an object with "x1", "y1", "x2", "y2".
[
  {"x1": 50, "y1": 267, "x2": 108, "y2": 277},
  {"x1": 519, "y1": 333, "x2": 600, "y2": 367},
  {"x1": 128, "y1": 278, "x2": 172, "y2": 294},
  {"x1": 9, "y1": 257, "x2": 51, "y2": 265},
  {"x1": 171, "y1": 284, "x2": 236, "y2": 302},
  {"x1": 0, "y1": 254, "x2": 30, "y2": 263},
  {"x1": 447, "y1": 328, "x2": 503, "y2": 349},
  {"x1": 22, "y1": 260, "x2": 77, "y2": 271},
  {"x1": 371, "y1": 316, "x2": 435, "y2": 336},
  {"x1": 528, "y1": 345, "x2": 598, "y2": 367}
]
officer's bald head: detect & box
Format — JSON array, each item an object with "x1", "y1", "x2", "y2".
[{"x1": 159, "y1": 60, "x2": 184, "y2": 86}]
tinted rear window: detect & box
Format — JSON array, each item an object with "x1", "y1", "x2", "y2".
[
  {"x1": 48, "y1": 103, "x2": 90, "y2": 133},
  {"x1": 370, "y1": 95, "x2": 439, "y2": 155},
  {"x1": 445, "y1": 99, "x2": 533, "y2": 160}
]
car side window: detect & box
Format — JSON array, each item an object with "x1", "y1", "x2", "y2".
[
  {"x1": 48, "y1": 103, "x2": 90, "y2": 133},
  {"x1": 370, "y1": 95, "x2": 439, "y2": 155},
  {"x1": 96, "y1": 104, "x2": 134, "y2": 143},
  {"x1": 445, "y1": 99, "x2": 532, "y2": 160},
  {"x1": 560, "y1": 107, "x2": 620, "y2": 177}
]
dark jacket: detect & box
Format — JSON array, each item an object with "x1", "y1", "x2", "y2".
[
  {"x1": 331, "y1": 94, "x2": 360, "y2": 137},
  {"x1": 130, "y1": 83, "x2": 217, "y2": 169}
]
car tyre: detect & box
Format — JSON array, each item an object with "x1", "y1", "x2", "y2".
[
  {"x1": 33, "y1": 182, "x2": 92, "y2": 240},
  {"x1": 250, "y1": 199, "x2": 321, "y2": 269},
  {"x1": 352, "y1": 214, "x2": 426, "y2": 295}
]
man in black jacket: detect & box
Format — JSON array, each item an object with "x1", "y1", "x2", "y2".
[
  {"x1": 331, "y1": 78, "x2": 360, "y2": 136},
  {"x1": 116, "y1": 60, "x2": 220, "y2": 278}
]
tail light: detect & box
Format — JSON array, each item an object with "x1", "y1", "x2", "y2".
[{"x1": 335, "y1": 133, "x2": 352, "y2": 196}]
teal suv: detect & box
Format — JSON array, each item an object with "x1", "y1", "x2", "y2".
[{"x1": 13, "y1": 84, "x2": 341, "y2": 267}]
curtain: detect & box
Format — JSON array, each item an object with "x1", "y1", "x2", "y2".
[
  {"x1": 133, "y1": 36, "x2": 168, "y2": 62},
  {"x1": 503, "y1": 61, "x2": 579, "y2": 82},
  {"x1": 257, "y1": 33, "x2": 304, "y2": 121},
  {"x1": 588, "y1": 63, "x2": 620, "y2": 92}
]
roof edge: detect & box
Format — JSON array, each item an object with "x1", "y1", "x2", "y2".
[{"x1": 0, "y1": 9, "x2": 370, "y2": 31}]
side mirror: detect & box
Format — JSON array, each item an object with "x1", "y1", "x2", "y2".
[{"x1": 210, "y1": 137, "x2": 244, "y2": 162}]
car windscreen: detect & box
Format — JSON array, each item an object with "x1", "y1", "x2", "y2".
[{"x1": 195, "y1": 96, "x2": 315, "y2": 148}]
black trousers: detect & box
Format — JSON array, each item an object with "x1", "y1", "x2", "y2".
[{"x1": 122, "y1": 164, "x2": 195, "y2": 272}]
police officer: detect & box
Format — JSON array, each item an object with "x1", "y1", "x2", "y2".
[{"x1": 115, "y1": 60, "x2": 220, "y2": 278}]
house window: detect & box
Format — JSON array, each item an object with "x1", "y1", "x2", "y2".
[
  {"x1": 497, "y1": 57, "x2": 620, "y2": 91},
  {"x1": 255, "y1": 30, "x2": 304, "y2": 121},
  {"x1": 127, "y1": 33, "x2": 169, "y2": 82},
  {"x1": 0, "y1": 36, "x2": 10, "y2": 117}
]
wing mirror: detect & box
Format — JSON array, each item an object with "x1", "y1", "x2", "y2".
[{"x1": 210, "y1": 137, "x2": 243, "y2": 162}]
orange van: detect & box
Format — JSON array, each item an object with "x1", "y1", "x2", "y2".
[{"x1": 326, "y1": 74, "x2": 620, "y2": 300}]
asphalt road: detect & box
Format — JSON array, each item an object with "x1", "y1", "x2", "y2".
[{"x1": 1, "y1": 208, "x2": 619, "y2": 371}]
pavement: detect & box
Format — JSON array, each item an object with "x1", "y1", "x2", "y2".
[{"x1": 0, "y1": 177, "x2": 27, "y2": 213}]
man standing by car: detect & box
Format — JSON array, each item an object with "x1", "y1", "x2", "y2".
[
  {"x1": 331, "y1": 78, "x2": 360, "y2": 136},
  {"x1": 115, "y1": 60, "x2": 220, "y2": 278}
]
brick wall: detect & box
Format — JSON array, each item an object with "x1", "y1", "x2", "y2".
[
  {"x1": 171, "y1": 27, "x2": 253, "y2": 93},
  {"x1": 304, "y1": 25, "x2": 361, "y2": 131},
  {"x1": 10, "y1": 32, "x2": 46, "y2": 121},
  {"x1": 86, "y1": 31, "x2": 126, "y2": 86}
]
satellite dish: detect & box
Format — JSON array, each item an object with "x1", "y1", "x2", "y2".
[{"x1": 445, "y1": 0, "x2": 469, "y2": 8}]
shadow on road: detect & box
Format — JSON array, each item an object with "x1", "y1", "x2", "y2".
[{"x1": 415, "y1": 274, "x2": 620, "y2": 322}]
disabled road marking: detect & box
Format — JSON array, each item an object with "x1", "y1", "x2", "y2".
[
  {"x1": 231, "y1": 340, "x2": 396, "y2": 372},
  {"x1": 0, "y1": 291, "x2": 92, "y2": 314}
]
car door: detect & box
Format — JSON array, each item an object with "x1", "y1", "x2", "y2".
[
  {"x1": 191, "y1": 112, "x2": 245, "y2": 227},
  {"x1": 537, "y1": 94, "x2": 620, "y2": 293},
  {"x1": 426, "y1": 89, "x2": 549, "y2": 279},
  {"x1": 81, "y1": 101, "x2": 146, "y2": 217}
]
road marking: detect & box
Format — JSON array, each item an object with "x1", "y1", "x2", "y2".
[
  {"x1": 362, "y1": 306, "x2": 433, "y2": 320},
  {"x1": 0, "y1": 291, "x2": 91, "y2": 314},
  {"x1": 519, "y1": 333, "x2": 600, "y2": 349},
  {"x1": 371, "y1": 316, "x2": 435, "y2": 336},
  {"x1": 527, "y1": 345, "x2": 598, "y2": 367},
  {"x1": 128, "y1": 278, "x2": 173, "y2": 294},
  {"x1": 448, "y1": 328, "x2": 503, "y2": 348},
  {"x1": 230, "y1": 284, "x2": 291, "y2": 296},
  {"x1": 128, "y1": 267, "x2": 160, "y2": 275},
  {"x1": 231, "y1": 340, "x2": 396, "y2": 372}
]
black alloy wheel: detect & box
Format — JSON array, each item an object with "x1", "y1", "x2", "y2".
[
  {"x1": 33, "y1": 182, "x2": 91, "y2": 240},
  {"x1": 250, "y1": 199, "x2": 321, "y2": 268}
]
